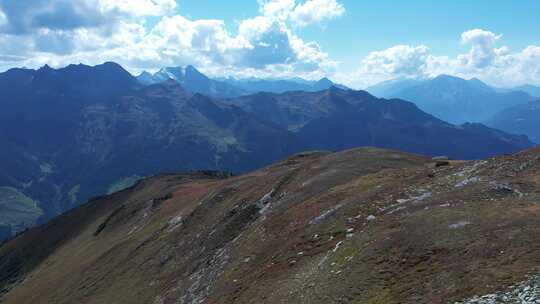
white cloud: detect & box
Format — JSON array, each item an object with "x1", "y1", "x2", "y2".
[
  {"x1": 453, "y1": 30, "x2": 540, "y2": 86},
  {"x1": 0, "y1": 0, "x2": 176, "y2": 35},
  {"x1": 257, "y1": 0, "x2": 295, "y2": 20},
  {"x1": 491, "y1": 45, "x2": 540, "y2": 86},
  {"x1": 343, "y1": 29, "x2": 540, "y2": 88},
  {"x1": 458, "y1": 28, "x2": 503, "y2": 68},
  {"x1": 0, "y1": 0, "x2": 343, "y2": 80},
  {"x1": 238, "y1": 16, "x2": 273, "y2": 40},
  {"x1": 99, "y1": 0, "x2": 177, "y2": 16},
  {"x1": 360, "y1": 45, "x2": 431, "y2": 77},
  {"x1": 8, "y1": 2, "x2": 538, "y2": 89},
  {"x1": 257, "y1": 0, "x2": 345, "y2": 27},
  {"x1": 0, "y1": 8, "x2": 6, "y2": 26},
  {"x1": 290, "y1": 0, "x2": 345, "y2": 27},
  {"x1": 337, "y1": 45, "x2": 434, "y2": 88}
]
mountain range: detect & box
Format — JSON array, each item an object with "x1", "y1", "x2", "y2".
[
  {"x1": 0, "y1": 62, "x2": 533, "y2": 241},
  {"x1": 136, "y1": 66, "x2": 246, "y2": 98},
  {"x1": 508, "y1": 84, "x2": 540, "y2": 98},
  {"x1": 2, "y1": 146, "x2": 540, "y2": 303},
  {"x1": 137, "y1": 66, "x2": 346, "y2": 97},
  {"x1": 220, "y1": 76, "x2": 349, "y2": 94},
  {"x1": 486, "y1": 100, "x2": 540, "y2": 143},
  {"x1": 223, "y1": 88, "x2": 531, "y2": 157},
  {"x1": 367, "y1": 75, "x2": 534, "y2": 124}
]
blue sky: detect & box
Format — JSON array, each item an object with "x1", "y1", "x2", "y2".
[
  {"x1": 180, "y1": 0, "x2": 540, "y2": 73},
  {"x1": 0, "y1": 0, "x2": 539, "y2": 88},
  {"x1": 182, "y1": 1, "x2": 540, "y2": 55}
]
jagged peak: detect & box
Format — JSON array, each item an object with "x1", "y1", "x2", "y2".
[
  {"x1": 138, "y1": 71, "x2": 153, "y2": 77},
  {"x1": 37, "y1": 64, "x2": 54, "y2": 72},
  {"x1": 184, "y1": 65, "x2": 209, "y2": 80},
  {"x1": 185, "y1": 65, "x2": 199, "y2": 72}
]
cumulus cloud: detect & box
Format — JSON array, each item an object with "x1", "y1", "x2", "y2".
[
  {"x1": 0, "y1": 0, "x2": 343, "y2": 80},
  {"x1": 0, "y1": 0, "x2": 176, "y2": 35},
  {"x1": 239, "y1": 25, "x2": 297, "y2": 68},
  {"x1": 100, "y1": 0, "x2": 177, "y2": 16},
  {"x1": 7, "y1": 1, "x2": 536, "y2": 88},
  {"x1": 290, "y1": 0, "x2": 345, "y2": 27},
  {"x1": 360, "y1": 45, "x2": 431, "y2": 77},
  {"x1": 238, "y1": 16, "x2": 273, "y2": 40},
  {"x1": 257, "y1": 0, "x2": 345, "y2": 26},
  {"x1": 0, "y1": 0, "x2": 101, "y2": 34},
  {"x1": 344, "y1": 29, "x2": 540, "y2": 88},
  {"x1": 491, "y1": 45, "x2": 540, "y2": 86},
  {"x1": 458, "y1": 28, "x2": 503, "y2": 68},
  {"x1": 258, "y1": 0, "x2": 295, "y2": 20},
  {"x1": 0, "y1": 8, "x2": 6, "y2": 26},
  {"x1": 336, "y1": 45, "x2": 435, "y2": 88}
]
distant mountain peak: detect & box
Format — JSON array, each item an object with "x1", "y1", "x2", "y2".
[
  {"x1": 161, "y1": 66, "x2": 185, "y2": 79},
  {"x1": 137, "y1": 66, "x2": 351, "y2": 96},
  {"x1": 367, "y1": 73, "x2": 529, "y2": 124},
  {"x1": 432, "y1": 74, "x2": 464, "y2": 82},
  {"x1": 184, "y1": 65, "x2": 209, "y2": 81},
  {"x1": 138, "y1": 71, "x2": 153, "y2": 77},
  {"x1": 513, "y1": 84, "x2": 540, "y2": 98},
  {"x1": 99, "y1": 61, "x2": 123, "y2": 68},
  {"x1": 185, "y1": 65, "x2": 199, "y2": 73},
  {"x1": 469, "y1": 77, "x2": 483, "y2": 83},
  {"x1": 312, "y1": 77, "x2": 341, "y2": 91},
  {"x1": 431, "y1": 74, "x2": 490, "y2": 90},
  {"x1": 37, "y1": 64, "x2": 54, "y2": 73},
  {"x1": 94, "y1": 61, "x2": 132, "y2": 76},
  {"x1": 317, "y1": 77, "x2": 333, "y2": 84},
  {"x1": 135, "y1": 65, "x2": 245, "y2": 98}
]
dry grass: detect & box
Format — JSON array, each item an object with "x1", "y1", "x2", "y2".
[{"x1": 1, "y1": 147, "x2": 539, "y2": 304}]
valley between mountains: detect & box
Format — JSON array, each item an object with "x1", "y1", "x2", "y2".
[
  {"x1": 1, "y1": 147, "x2": 540, "y2": 303},
  {"x1": 2, "y1": 1, "x2": 540, "y2": 303},
  {"x1": 0, "y1": 63, "x2": 533, "y2": 241}
]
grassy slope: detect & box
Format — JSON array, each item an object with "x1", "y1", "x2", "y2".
[
  {"x1": 106, "y1": 175, "x2": 143, "y2": 195},
  {"x1": 1, "y1": 147, "x2": 539, "y2": 303},
  {"x1": 0, "y1": 187, "x2": 42, "y2": 232}
]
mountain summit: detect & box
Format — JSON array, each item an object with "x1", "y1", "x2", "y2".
[
  {"x1": 367, "y1": 75, "x2": 533, "y2": 124},
  {"x1": 138, "y1": 65, "x2": 348, "y2": 96},
  {"x1": 136, "y1": 66, "x2": 246, "y2": 98}
]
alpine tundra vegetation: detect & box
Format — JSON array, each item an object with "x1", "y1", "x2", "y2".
[{"x1": 0, "y1": 0, "x2": 539, "y2": 303}]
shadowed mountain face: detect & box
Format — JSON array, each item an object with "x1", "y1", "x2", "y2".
[
  {"x1": 2, "y1": 147, "x2": 540, "y2": 304},
  {"x1": 0, "y1": 63, "x2": 532, "y2": 240},
  {"x1": 367, "y1": 75, "x2": 533, "y2": 124},
  {"x1": 226, "y1": 87, "x2": 532, "y2": 159},
  {"x1": 0, "y1": 65, "x2": 300, "y2": 238},
  {"x1": 486, "y1": 100, "x2": 540, "y2": 143},
  {"x1": 0, "y1": 62, "x2": 143, "y2": 234}
]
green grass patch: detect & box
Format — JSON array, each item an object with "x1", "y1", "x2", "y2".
[
  {"x1": 107, "y1": 175, "x2": 143, "y2": 195},
  {"x1": 0, "y1": 186, "x2": 42, "y2": 230}
]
